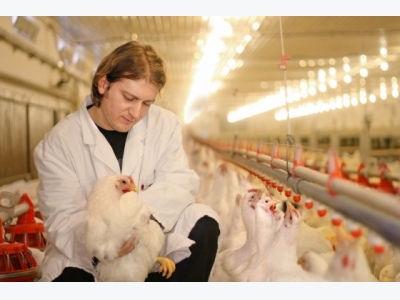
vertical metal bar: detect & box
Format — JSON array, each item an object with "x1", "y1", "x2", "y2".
[{"x1": 26, "y1": 103, "x2": 30, "y2": 175}]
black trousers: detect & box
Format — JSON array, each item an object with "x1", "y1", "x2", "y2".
[{"x1": 52, "y1": 216, "x2": 220, "y2": 282}]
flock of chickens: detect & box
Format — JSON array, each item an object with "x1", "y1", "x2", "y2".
[
  {"x1": 1, "y1": 135, "x2": 400, "y2": 282},
  {"x1": 185, "y1": 137, "x2": 400, "y2": 282}
]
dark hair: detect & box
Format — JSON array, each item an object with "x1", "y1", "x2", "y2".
[{"x1": 91, "y1": 41, "x2": 167, "y2": 107}]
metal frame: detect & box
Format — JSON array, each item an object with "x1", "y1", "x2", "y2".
[{"x1": 195, "y1": 137, "x2": 400, "y2": 247}]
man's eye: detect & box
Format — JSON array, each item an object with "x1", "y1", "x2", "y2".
[{"x1": 124, "y1": 95, "x2": 134, "y2": 101}]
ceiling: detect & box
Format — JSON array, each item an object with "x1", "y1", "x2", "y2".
[{"x1": 43, "y1": 16, "x2": 400, "y2": 124}]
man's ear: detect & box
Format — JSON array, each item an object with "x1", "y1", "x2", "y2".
[{"x1": 98, "y1": 76, "x2": 109, "y2": 94}]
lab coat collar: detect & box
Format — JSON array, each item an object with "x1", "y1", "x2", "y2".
[
  {"x1": 80, "y1": 95, "x2": 97, "y2": 145},
  {"x1": 79, "y1": 95, "x2": 146, "y2": 175},
  {"x1": 121, "y1": 116, "x2": 146, "y2": 176}
]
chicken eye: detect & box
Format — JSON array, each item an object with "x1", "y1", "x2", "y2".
[{"x1": 122, "y1": 180, "x2": 127, "y2": 184}]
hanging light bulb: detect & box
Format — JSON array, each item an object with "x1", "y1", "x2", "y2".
[
  {"x1": 380, "y1": 61, "x2": 389, "y2": 71},
  {"x1": 359, "y1": 67, "x2": 369, "y2": 78}
]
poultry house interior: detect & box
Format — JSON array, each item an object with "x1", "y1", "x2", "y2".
[{"x1": 1, "y1": 1, "x2": 399, "y2": 298}]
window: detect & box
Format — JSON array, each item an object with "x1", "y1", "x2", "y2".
[{"x1": 12, "y1": 16, "x2": 39, "y2": 41}]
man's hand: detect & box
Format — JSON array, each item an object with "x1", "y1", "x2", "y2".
[{"x1": 118, "y1": 233, "x2": 137, "y2": 257}]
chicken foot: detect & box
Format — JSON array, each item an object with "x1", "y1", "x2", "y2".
[{"x1": 156, "y1": 256, "x2": 176, "y2": 279}]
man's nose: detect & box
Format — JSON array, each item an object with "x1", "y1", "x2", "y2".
[{"x1": 128, "y1": 102, "x2": 142, "y2": 119}]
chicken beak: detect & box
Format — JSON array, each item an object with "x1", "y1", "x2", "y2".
[
  {"x1": 128, "y1": 176, "x2": 138, "y2": 192},
  {"x1": 286, "y1": 201, "x2": 295, "y2": 211},
  {"x1": 286, "y1": 201, "x2": 300, "y2": 218},
  {"x1": 128, "y1": 184, "x2": 138, "y2": 192},
  {"x1": 268, "y1": 198, "x2": 281, "y2": 211}
]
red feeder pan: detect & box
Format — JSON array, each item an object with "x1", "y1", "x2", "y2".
[
  {"x1": 0, "y1": 219, "x2": 38, "y2": 282},
  {"x1": 4, "y1": 193, "x2": 46, "y2": 250}
]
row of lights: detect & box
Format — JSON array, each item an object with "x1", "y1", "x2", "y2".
[
  {"x1": 274, "y1": 82, "x2": 399, "y2": 121},
  {"x1": 227, "y1": 76, "x2": 399, "y2": 123},
  {"x1": 184, "y1": 16, "x2": 264, "y2": 124},
  {"x1": 228, "y1": 48, "x2": 396, "y2": 123}
]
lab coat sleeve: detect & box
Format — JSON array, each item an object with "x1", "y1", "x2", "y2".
[
  {"x1": 33, "y1": 133, "x2": 92, "y2": 268},
  {"x1": 138, "y1": 117, "x2": 200, "y2": 232}
]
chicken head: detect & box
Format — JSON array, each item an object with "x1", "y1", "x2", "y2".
[
  {"x1": 114, "y1": 175, "x2": 138, "y2": 193},
  {"x1": 284, "y1": 201, "x2": 301, "y2": 228}
]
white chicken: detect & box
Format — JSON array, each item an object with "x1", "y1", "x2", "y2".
[
  {"x1": 195, "y1": 160, "x2": 214, "y2": 204},
  {"x1": 324, "y1": 237, "x2": 377, "y2": 282},
  {"x1": 84, "y1": 174, "x2": 175, "y2": 282},
  {"x1": 209, "y1": 188, "x2": 261, "y2": 282},
  {"x1": 249, "y1": 201, "x2": 326, "y2": 282},
  {"x1": 219, "y1": 193, "x2": 246, "y2": 252},
  {"x1": 296, "y1": 220, "x2": 336, "y2": 259},
  {"x1": 221, "y1": 188, "x2": 265, "y2": 281},
  {"x1": 379, "y1": 246, "x2": 400, "y2": 282},
  {"x1": 244, "y1": 193, "x2": 286, "y2": 282},
  {"x1": 297, "y1": 249, "x2": 335, "y2": 277}
]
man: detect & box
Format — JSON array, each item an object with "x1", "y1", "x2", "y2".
[{"x1": 34, "y1": 41, "x2": 220, "y2": 282}]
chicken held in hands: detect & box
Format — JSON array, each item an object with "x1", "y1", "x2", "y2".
[{"x1": 84, "y1": 174, "x2": 175, "y2": 281}]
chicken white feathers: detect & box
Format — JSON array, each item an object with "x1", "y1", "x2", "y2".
[
  {"x1": 222, "y1": 189, "x2": 265, "y2": 281},
  {"x1": 84, "y1": 174, "x2": 173, "y2": 281},
  {"x1": 324, "y1": 237, "x2": 377, "y2": 282},
  {"x1": 245, "y1": 193, "x2": 285, "y2": 281},
  {"x1": 249, "y1": 200, "x2": 326, "y2": 282}
]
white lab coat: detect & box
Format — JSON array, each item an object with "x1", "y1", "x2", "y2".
[{"x1": 34, "y1": 95, "x2": 220, "y2": 281}]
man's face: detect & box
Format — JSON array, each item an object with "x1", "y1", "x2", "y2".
[{"x1": 95, "y1": 77, "x2": 159, "y2": 132}]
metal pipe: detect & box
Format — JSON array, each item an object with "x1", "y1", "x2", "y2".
[
  {"x1": 0, "y1": 70, "x2": 73, "y2": 104},
  {"x1": 0, "y1": 202, "x2": 29, "y2": 224},
  {"x1": 223, "y1": 154, "x2": 400, "y2": 246},
  {"x1": 0, "y1": 27, "x2": 90, "y2": 86},
  {"x1": 230, "y1": 149, "x2": 400, "y2": 219}
]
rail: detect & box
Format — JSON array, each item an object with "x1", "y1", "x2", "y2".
[
  {"x1": 193, "y1": 136, "x2": 400, "y2": 247},
  {"x1": 0, "y1": 191, "x2": 29, "y2": 224}
]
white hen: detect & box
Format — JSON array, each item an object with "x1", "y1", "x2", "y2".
[
  {"x1": 84, "y1": 174, "x2": 175, "y2": 281},
  {"x1": 324, "y1": 237, "x2": 377, "y2": 282},
  {"x1": 209, "y1": 188, "x2": 262, "y2": 282},
  {"x1": 219, "y1": 193, "x2": 246, "y2": 252},
  {"x1": 245, "y1": 194, "x2": 286, "y2": 282},
  {"x1": 249, "y1": 201, "x2": 326, "y2": 282},
  {"x1": 222, "y1": 188, "x2": 265, "y2": 282},
  {"x1": 379, "y1": 246, "x2": 400, "y2": 282}
]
